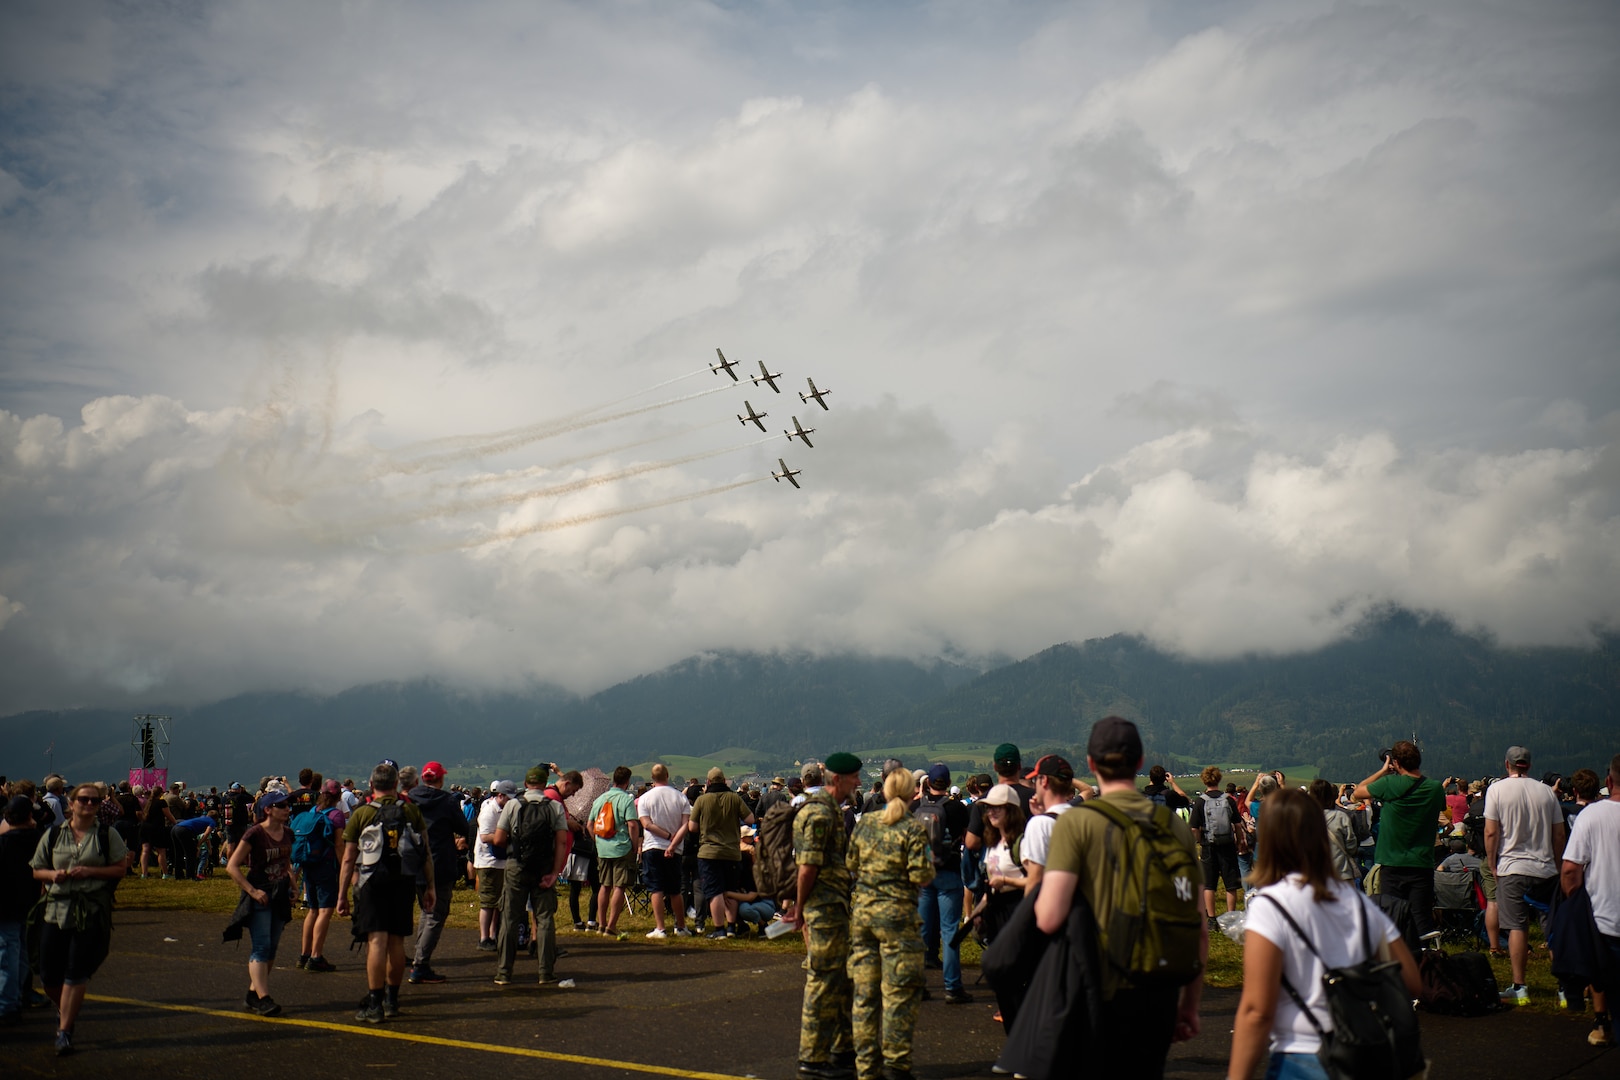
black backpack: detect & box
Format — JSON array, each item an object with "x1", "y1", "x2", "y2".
[
  {"x1": 508, "y1": 797, "x2": 558, "y2": 884},
  {"x1": 1418, "y1": 949, "x2": 1499, "y2": 1016},
  {"x1": 913, "y1": 795, "x2": 956, "y2": 868},
  {"x1": 1260, "y1": 893, "x2": 1425, "y2": 1080}
]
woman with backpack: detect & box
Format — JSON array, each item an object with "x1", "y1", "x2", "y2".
[
  {"x1": 28, "y1": 782, "x2": 129, "y2": 1055},
  {"x1": 224, "y1": 789, "x2": 294, "y2": 1017},
  {"x1": 294, "y1": 781, "x2": 344, "y2": 973},
  {"x1": 976, "y1": 784, "x2": 1026, "y2": 946},
  {"x1": 1228, "y1": 786, "x2": 1423, "y2": 1080}
]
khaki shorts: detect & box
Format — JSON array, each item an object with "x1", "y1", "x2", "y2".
[
  {"x1": 476, "y1": 865, "x2": 505, "y2": 911},
  {"x1": 597, "y1": 852, "x2": 638, "y2": 889},
  {"x1": 1478, "y1": 861, "x2": 1496, "y2": 903}
]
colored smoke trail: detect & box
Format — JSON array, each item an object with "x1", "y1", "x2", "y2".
[
  {"x1": 378, "y1": 384, "x2": 733, "y2": 476},
  {"x1": 432, "y1": 477, "x2": 766, "y2": 551},
  {"x1": 391, "y1": 366, "x2": 713, "y2": 456},
  {"x1": 434, "y1": 417, "x2": 732, "y2": 495},
  {"x1": 360, "y1": 434, "x2": 779, "y2": 529}
]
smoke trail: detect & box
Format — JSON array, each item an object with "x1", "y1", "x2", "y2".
[
  {"x1": 377, "y1": 384, "x2": 733, "y2": 477},
  {"x1": 357, "y1": 434, "x2": 779, "y2": 530},
  {"x1": 431, "y1": 477, "x2": 766, "y2": 552},
  {"x1": 430, "y1": 416, "x2": 731, "y2": 495},
  {"x1": 393, "y1": 366, "x2": 713, "y2": 456}
]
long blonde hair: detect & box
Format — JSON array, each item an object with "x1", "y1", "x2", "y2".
[{"x1": 882, "y1": 768, "x2": 916, "y2": 826}]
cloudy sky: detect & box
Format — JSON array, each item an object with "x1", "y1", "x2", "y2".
[{"x1": 1, "y1": 0, "x2": 1616, "y2": 713}]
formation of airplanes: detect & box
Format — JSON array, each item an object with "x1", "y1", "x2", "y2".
[{"x1": 712, "y1": 348, "x2": 832, "y2": 490}]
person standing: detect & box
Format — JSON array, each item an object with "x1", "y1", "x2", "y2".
[
  {"x1": 589, "y1": 766, "x2": 642, "y2": 939},
  {"x1": 1561, "y1": 752, "x2": 1620, "y2": 1047},
  {"x1": 224, "y1": 789, "x2": 295, "y2": 1016},
  {"x1": 1353, "y1": 740, "x2": 1447, "y2": 938},
  {"x1": 1486, "y1": 744, "x2": 1567, "y2": 1005},
  {"x1": 294, "y1": 780, "x2": 345, "y2": 973},
  {"x1": 915, "y1": 763, "x2": 971, "y2": 1005},
  {"x1": 1, "y1": 795, "x2": 44, "y2": 1024},
  {"x1": 338, "y1": 763, "x2": 433, "y2": 1022},
  {"x1": 406, "y1": 761, "x2": 473, "y2": 984},
  {"x1": 690, "y1": 768, "x2": 756, "y2": 938},
  {"x1": 637, "y1": 763, "x2": 692, "y2": 938},
  {"x1": 1189, "y1": 766, "x2": 1245, "y2": 931},
  {"x1": 1032, "y1": 718, "x2": 1205, "y2": 1078},
  {"x1": 474, "y1": 780, "x2": 515, "y2": 951},
  {"x1": 789, "y1": 752, "x2": 863, "y2": 1080},
  {"x1": 490, "y1": 765, "x2": 567, "y2": 987},
  {"x1": 30, "y1": 783, "x2": 129, "y2": 1054},
  {"x1": 847, "y1": 766, "x2": 934, "y2": 1080}
]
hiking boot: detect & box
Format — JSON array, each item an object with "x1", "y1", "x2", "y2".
[
  {"x1": 55, "y1": 1028, "x2": 74, "y2": 1055},
  {"x1": 797, "y1": 1061, "x2": 853, "y2": 1080},
  {"x1": 306, "y1": 956, "x2": 336, "y2": 973},
  {"x1": 1500, "y1": 984, "x2": 1529, "y2": 1006},
  {"x1": 355, "y1": 998, "x2": 385, "y2": 1024},
  {"x1": 1590, "y1": 1018, "x2": 1614, "y2": 1047},
  {"x1": 407, "y1": 965, "x2": 446, "y2": 984},
  {"x1": 944, "y1": 989, "x2": 974, "y2": 1005},
  {"x1": 251, "y1": 995, "x2": 282, "y2": 1017},
  {"x1": 832, "y1": 1050, "x2": 856, "y2": 1069}
]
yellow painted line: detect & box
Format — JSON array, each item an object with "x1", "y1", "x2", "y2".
[{"x1": 87, "y1": 994, "x2": 753, "y2": 1079}]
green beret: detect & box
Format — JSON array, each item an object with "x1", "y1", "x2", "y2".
[
  {"x1": 525, "y1": 765, "x2": 549, "y2": 786},
  {"x1": 825, "y1": 752, "x2": 861, "y2": 776}
]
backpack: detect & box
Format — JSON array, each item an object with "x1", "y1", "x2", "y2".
[
  {"x1": 914, "y1": 795, "x2": 956, "y2": 868},
  {"x1": 753, "y1": 800, "x2": 802, "y2": 903},
  {"x1": 1201, "y1": 792, "x2": 1235, "y2": 840},
  {"x1": 1418, "y1": 949, "x2": 1500, "y2": 1016},
  {"x1": 508, "y1": 797, "x2": 558, "y2": 884},
  {"x1": 592, "y1": 795, "x2": 618, "y2": 839},
  {"x1": 1260, "y1": 893, "x2": 1426, "y2": 1080},
  {"x1": 289, "y1": 807, "x2": 334, "y2": 868},
  {"x1": 1145, "y1": 785, "x2": 1168, "y2": 808},
  {"x1": 1081, "y1": 800, "x2": 1203, "y2": 989},
  {"x1": 356, "y1": 801, "x2": 424, "y2": 882}
]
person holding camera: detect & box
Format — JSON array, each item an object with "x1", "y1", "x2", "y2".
[{"x1": 1354, "y1": 740, "x2": 1447, "y2": 938}]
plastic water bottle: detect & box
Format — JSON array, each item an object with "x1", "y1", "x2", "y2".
[{"x1": 765, "y1": 918, "x2": 795, "y2": 939}]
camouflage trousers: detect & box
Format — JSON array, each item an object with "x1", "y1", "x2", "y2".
[
  {"x1": 848, "y1": 908, "x2": 925, "y2": 1080},
  {"x1": 799, "y1": 903, "x2": 854, "y2": 1063}
]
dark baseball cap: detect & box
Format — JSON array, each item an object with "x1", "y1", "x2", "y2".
[
  {"x1": 927, "y1": 763, "x2": 952, "y2": 787},
  {"x1": 1087, "y1": 717, "x2": 1143, "y2": 764},
  {"x1": 993, "y1": 743, "x2": 1021, "y2": 767},
  {"x1": 1026, "y1": 755, "x2": 1074, "y2": 783}
]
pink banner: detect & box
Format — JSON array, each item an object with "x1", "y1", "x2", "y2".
[{"x1": 130, "y1": 767, "x2": 168, "y2": 791}]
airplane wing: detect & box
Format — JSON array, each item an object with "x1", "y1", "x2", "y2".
[
  {"x1": 756, "y1": 361, "x2": 782, "y2": 393},
  {"x1": 786, "y1": 472, "x2": 800, "y2": 489},
  {"x1": 713, "y1": 348, "x2": 739, "y2": 380}
]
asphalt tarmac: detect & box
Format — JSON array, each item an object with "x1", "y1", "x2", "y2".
[{"x1": 3, "y1": 909, "x2": 1613, "y2": 1078}]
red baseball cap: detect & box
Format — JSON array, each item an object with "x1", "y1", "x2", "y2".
[{"x1": 421, "y1": 761, "x2": 446, "y2": 782}]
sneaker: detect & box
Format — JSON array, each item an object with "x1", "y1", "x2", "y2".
[
  {"x1": 1500, "y1": 984, "x2": 1529, "y2": 1006},
  {"x1": 382, "y1": 997, "x2": 400, "y2": 1019},
  {"x1": 646, "y1": 928, "x2": 668, "y2": 939},
  {"x1": 355, "y1": 999, "x2": 384, "y2": 1023},
  {"x1": 686, "y1": 906, "x2": 698, "y2": 920},
  {"x1": 537, "y1": 976, "x2": 556, "y2": 986},
  {"x1": 572, "y1": 921, "x2": 587, "y2": 931},
  {"x1": 493, "y1": 974, "x2": 511, "y2": 986},
  {"x1": 244, "y1": 989, "x2": 259, "y2": 1011},
  {"x1": 478, "y1": 937, "x2": 497, "y2": 952},
  {"x1": 296, "y1": 954, "x2": 310, "y2": 970},
  {"x1": 252, "y1": 995, "x2": 282, "y2": 1017},
  {"x1": 672, "y1": 927, "x2": 695, "y2": 937},
  {"x1": 615, "y1": 931, "x2": 629, "y2": 941},
  {"x1": 407, "y1": 965, "x2": 446, "y2": 985},
  {"x1": 706, "y1": 928, "x2": 729, "y2": 940},
  {"x1": 586, "y1": 920, "x2": 598, "y2": 930},
  {"x1": 944, "y1": 988, "x2": 975, "y2": 1005},
  {"x1": 306, "y1": 956, "x2": 337, "y2": 973},
  {"x1": 55, "y1": 1028, "x2": 73, "y2": 1055},
  {"x1": 1590, "y1": 1019, "x2": 1613, "y2": 1047}
]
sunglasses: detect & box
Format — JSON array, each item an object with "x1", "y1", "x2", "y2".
[{"x1": 75, "y1": 796, "x2": 104, "y2": 805}]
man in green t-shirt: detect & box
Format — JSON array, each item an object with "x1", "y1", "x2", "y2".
[
  {"x1": 589, "y1": 766, "x2": 642, "y2": 939},
  {"x1": 1034, "y1": 718, "x2": 1206, "y2": 1078},
  {"x1": 1354, "y1": 739, "x2": 1447, "y2": 938}
]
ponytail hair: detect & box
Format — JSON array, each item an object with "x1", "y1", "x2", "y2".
[{"x1": 882, "y1": 767, "x2": 916, "y2": 826}]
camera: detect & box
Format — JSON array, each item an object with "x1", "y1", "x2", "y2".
[{"x1": 1377, "y1": 748, "x2": 1393, "y2": 765}]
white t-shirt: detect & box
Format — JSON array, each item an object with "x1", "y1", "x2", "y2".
[
  {"x1": 474, "y1": 797, "x2": 507, "y2": 869},
  {"x1": 1020, "y1": 804, "x2": 1070, "y2": 869},
  {"x1": 1484, "y1": 775, "x2": 1564, "y2": 878},
  {"x1": 1564, "y1": 799, "x2": 1620, "y2": 937},
  {"x1": 1246, "y1": 875, "x2": 1401, "y2": 1056},
  {"x1": 636, "y1": 784, "x2": 690, "y2": 853},
  {"x1": 984, "y1": 838, "x2": 1025, "y2": 892}
]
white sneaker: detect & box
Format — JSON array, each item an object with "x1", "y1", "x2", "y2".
[
  {"x1": 672, "y1": 927, "x2": 695, "y2": 937},
  {"x1": 645, "y1": 928, "x2": 668, "y2": 939},
  {"x1": 1500, "y1": 984, "x2": 1529, "y2": 1006}
]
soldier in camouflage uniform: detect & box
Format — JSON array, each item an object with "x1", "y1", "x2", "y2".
[
  {"x1": 847, "y1": 765, "x2": 935, "y2": 1080},
  {"x1": 790, "y1": 752, "x2": 864, "y2": 1080}
]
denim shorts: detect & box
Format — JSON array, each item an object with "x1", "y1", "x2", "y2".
[
  {"x1": 303, "y1": 863, "x2": 339, "y2": 910},
  {"x1": 245, "y1": 901, "x2": 288, "y2": 964}
]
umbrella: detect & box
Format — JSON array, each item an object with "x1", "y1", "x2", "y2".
[{"x1": 565, "y1": 767, "x2": 610, "y2": 820}]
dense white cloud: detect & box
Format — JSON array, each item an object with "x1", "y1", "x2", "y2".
[{"x1": 0, "y1": 0, "x2": 1616, "y2": 711}]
